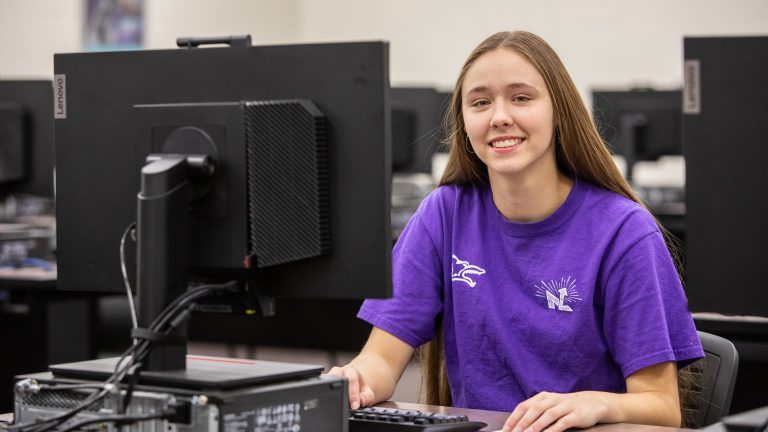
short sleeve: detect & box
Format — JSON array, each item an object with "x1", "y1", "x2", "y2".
[
  {"x1": 357, "y1": 198, "x2": 445, "y2": 348},
  {"x1": 601, "y1": 229, "x2": 704, "y2": 377}
]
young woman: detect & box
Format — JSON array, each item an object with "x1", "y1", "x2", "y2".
[{"x1": 328, "y1": 31, "x2": 702, "y2": 432}]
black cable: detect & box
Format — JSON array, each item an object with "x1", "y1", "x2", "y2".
[
  {"x1": 150, "y1": 281, "x2": 239, "y2": 332},
  {"x1": 9, "y1": 342, "x2": 144, "y2": 432},
  {"x1": 2, "y1": 281, "x2": 237, "y2": 432},
  {"x1": 55, "y1": 408, "x2": 176, "y2": 432},
  {"x1": 120, "y1": 365, "x2": 142, "y2": 413}
]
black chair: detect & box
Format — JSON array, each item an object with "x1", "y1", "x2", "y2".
[{"x1": 682, "y1": 331, "x2": 739, "y2": 427}]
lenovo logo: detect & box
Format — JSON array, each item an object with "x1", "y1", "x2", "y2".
[{"x1": 54, "y1": 74, "x2": 66, "y2": 119}]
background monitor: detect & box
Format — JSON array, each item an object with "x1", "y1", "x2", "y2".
[
  {"x1": 683, "y1": 36, "x2": 768, "y2": 317},
  {"x1": 683, "y1": 36, "x2": 768, "y2": 415},
  {"x1": 0, "y1": 81, "x2": 54, "y2": 200},
  {"x1": 591, "y1": 89, "x2": 682, "y2": 180},
  {"x1": 390, "y1": 87, "x2": 449, "y2": 174},
  {"x1": 54, "y1": 41, "x2": 392, "y2": 323}
]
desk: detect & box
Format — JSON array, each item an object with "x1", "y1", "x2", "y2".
[
  {"x1": 0, "y1": 406, "x2": 692, "y2": 432},
  {"x1": 0, "y1": 265, "x2": 56, "y2": 288},
  {"x1": 376, "y1": 401, "x2": 689, "y2": 432}
]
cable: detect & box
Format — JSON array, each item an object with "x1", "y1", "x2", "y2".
[
  {"x1": 3, "y1": 281, "x2": 238, "y2": 432},
  {"x1": 55, "y1": 408, "x2": 176, "y2": 432},
  {"x1": 120, "y1": 222, "x2": 139, "y2": 332}
]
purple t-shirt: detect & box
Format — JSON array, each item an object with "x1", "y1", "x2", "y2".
[{"x1": 358, "y1": 179, "x2": 703, "y2": 411}]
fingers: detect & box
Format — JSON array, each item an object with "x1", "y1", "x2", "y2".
[
  {"x1": 542, "y1": 413, "x2": 579, "y2": 432},
  {"x1": 502, "y1": 392, "x2": 585, "y2": 432},
  {"x1": 503, "y1": 392, "x2": 556, "y2": 432},
  {"x1": 326, "y1": 365, "x2": 372, "y2": 409},
  {"x1": 359, "y1": 385, "x2": 376, "y2": 407}
]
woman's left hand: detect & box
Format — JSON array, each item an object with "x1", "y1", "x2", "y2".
[{"x1": 501, "y1": 391, "x2": 610, "y2": 432}]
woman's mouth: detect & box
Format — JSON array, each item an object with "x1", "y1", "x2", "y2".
[{"x1": 490, "y1": 137, "x2": 524, "y2": 149}]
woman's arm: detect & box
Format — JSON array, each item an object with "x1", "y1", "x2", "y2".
[
  {"x1": 327, "y1": 327, "x2": 415, "y2": 409},
  {"x1": 502, "y1": 361, "x2": 681, "y2": 432}
]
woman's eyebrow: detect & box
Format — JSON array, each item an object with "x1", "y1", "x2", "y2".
[
  {"x1": 507, "y1": 82, "x2": 537, "y2": 92},
  {"x1": 465, "y1": 82, "x2": 538, "y2": 95},
  {"x1": 465, "y1": 85, "x2": 488, "y2": 95}
]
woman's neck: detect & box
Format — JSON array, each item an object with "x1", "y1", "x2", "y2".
[{"x1": 489, "y1": 169, "x2": 574, "y2": 223}]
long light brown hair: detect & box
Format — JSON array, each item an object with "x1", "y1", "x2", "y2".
[{"x1": 419, "y1": 31, "x2": 688, "y2": 422}]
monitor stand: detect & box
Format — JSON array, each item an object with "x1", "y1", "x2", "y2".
[{"x1": 49, "y1": 355, "x2": 324, "y2": 390}]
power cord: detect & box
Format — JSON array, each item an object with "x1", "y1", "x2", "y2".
[
  {"x1": 55, "y1": 408, "x2": 177, "y2": 432},
  {"x1": 4, "y1": 281, "x2": 239, "y2": 432},
  {"x1": 120, "y1": 222, "x2": 139, "y2": 332}
]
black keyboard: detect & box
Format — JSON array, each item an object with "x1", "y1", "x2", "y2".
[{"x1": 349, "y1": 406, "x2": 487, "y2": 432}]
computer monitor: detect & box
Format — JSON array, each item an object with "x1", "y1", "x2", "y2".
[
  {"x1": 0, "y1": 81, "x2": 54, "y2": 199},
  {"x1": 591, "y1": 89, "x2": 682, "y2": 180},
  {"x1": 683, "y1": 36, "x2": 768, "y2": 317},
  {"x1": 54, "y1": 40, "x2": 392, "y2": 376},
  {"x1": 390, "y1": 87, "x2": 449, "y2": 174}
]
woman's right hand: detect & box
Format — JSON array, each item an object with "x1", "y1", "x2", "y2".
[
  {"x1": 326, "y1": 364, "x2": 376, "y2": 409},
  {"x1": 326, "y1": 328, "x2": 415, "y2": 410}
]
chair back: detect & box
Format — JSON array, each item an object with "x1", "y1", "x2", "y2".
[{"x1": 685, "y1": 331, "x2": 739, "y2": 427}]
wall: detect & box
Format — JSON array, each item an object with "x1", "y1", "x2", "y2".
[
  {"x1": 295, "y1": 0, "x2": 768, "y2": 97},
  {"x1": 3, "y1": 1, "x2": 768, "y2": 96},
  {"x1": 143, "y1": 0, "x2": 298, "y2": 49},
  {"x1": 0, "y1": 0, "x2": 299, "y2": 78},
  {"x1": 0, "y1": 0, "x2": 81, "y2": 79}
]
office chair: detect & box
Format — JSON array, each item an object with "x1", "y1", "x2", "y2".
[{"x1": 680, "y1": 331, "x2": 739, "y2": 428}]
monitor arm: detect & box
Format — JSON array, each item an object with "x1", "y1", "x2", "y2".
[{"x1": 136, "y1": 154, "x2": 214, "y2": 372}]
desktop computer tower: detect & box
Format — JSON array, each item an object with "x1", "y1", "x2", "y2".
[
  {"x1": 14, "y1": 370, "x2": 347, "y2": 432},
  {"x1": 683, "y1": 36, "x2": 768, "y2": 316}
]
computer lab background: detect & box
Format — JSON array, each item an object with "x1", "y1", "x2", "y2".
[{"x1": 2, "y1": 0, "x2": 768, "y2": 417}]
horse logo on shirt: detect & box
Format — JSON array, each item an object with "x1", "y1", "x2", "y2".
[
  {"x1": 451, "y1": 254, "x2": 486, "y2": 287},
  {"x1": 534, "y1": 276, "x2": 582, "y2": 312}
]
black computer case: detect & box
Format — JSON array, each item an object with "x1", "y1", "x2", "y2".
[{"x1": 683, "y1": 36, "x2": 768, "y2": 316}]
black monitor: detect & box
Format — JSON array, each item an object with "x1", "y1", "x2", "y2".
[
  {"x1": 0, "y1": 81, "x2": 54, "y2": 199},
  {"x1": 591, "y1": 89, "x2": 682, "y2": 179},
  {"x1": 390, "y1": 87, "x2": 449, "y2": 174},
  {"x1": 54, "y1": 40, "x2": 392, "y2": 378}
]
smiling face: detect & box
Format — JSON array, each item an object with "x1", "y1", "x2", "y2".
[{"x1": 461, "y1": 47, "x2": 558, "y2": 184}]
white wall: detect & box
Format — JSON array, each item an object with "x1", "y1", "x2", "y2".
[
  {"x1": 2, "y1": 1, "x2": 768, "y2": 96},
  {"x1": 143, "y1": 0, "x2": 299, "y2": 49},
  {"x1": 295, "y1": 0, "x2": 768, "y2": 97},
  {"x1": 0, "y1": 0, "x2": 299, "y2": 79},
  {"x1": 0, "y1": 0, "x2": 81, "y2": 79}
]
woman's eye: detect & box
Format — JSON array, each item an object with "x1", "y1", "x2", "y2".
[
  {"x1": 471, "y1": 99, "x2": 489, "y2": 107},
  {"x1": 513, "y1": 95, "x2": 530, "y2": 103}
]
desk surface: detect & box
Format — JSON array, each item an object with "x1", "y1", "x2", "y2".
[
  {"x1": 0, "y1": 402, "x2": 691, "y2": 431},
  {"x1": 377, "y1": 401, "x2": 689, "y2": 432},
  {"x1": 0, "y1": 407, "x2": 690, "y2": 432},
  {"x1": 0, "y1": 266, "x2": 56, "y2": 288}
]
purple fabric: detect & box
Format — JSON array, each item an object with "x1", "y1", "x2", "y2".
[{"x1": 358, "y1": 179, "x2": 703, "y2": 411}]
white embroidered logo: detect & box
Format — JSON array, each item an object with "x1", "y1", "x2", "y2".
[
  {"x1": 534, "y1": 276, "x2": 582, "y2": 312},
  {"x1": 451, "y1": 254, "x2": 486, "y2": 287}
]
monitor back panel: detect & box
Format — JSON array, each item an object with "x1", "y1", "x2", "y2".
[
  {"x1": 683, "y1": 36, "x2": 768, "y2": 315},
  {"x1": 54, "y1": 42, "x2": 392, "y2": 300}
]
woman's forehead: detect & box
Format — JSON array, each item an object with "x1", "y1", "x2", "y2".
[{"x1": 463, "y1": 48, "x2": 546, "y2": 92}]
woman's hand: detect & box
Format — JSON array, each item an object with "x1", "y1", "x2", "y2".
[
  {"x1": 501, "y1": 362, "x2": 681, "y2": 432},
  {"x1": 326, "y1": 364, "x2": 376, "y2": 409},
  {"x1": 501, "y1": 391, "x2": 610, "y2": 432},
  {"x1": 326, "y1": 327, "x2": 415, "y2": 410}
]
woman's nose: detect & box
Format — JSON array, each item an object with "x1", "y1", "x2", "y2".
[{"x1": 490, "y1": 104, "x2": 513, "y2": 129}]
